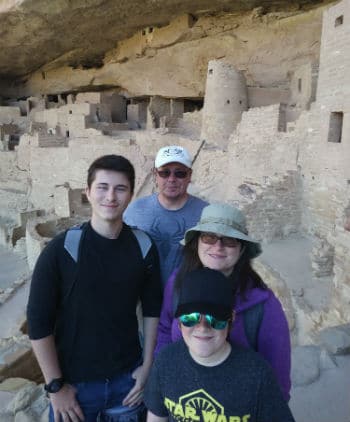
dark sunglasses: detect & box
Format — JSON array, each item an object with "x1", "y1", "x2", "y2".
[
  {"x1": 200, "y1": 232, "x2": 240, "y2": 248},
  {"x1": 179, "y1": 312, "x2": 229, "y2": 330},
  {"x1": 156, "y1": 169, "x2": 189, "y2": 179}
]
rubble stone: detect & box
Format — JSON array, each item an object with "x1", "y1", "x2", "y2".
[
  {"x1": 7, "y1": 383, "x2": 42, "y2": 413},
  {"x1": 291, "y1": 346, "x2": 321, "y2": 386},
  {"x1": 318, "y1": 325, "x2": 350, "y2": 356}
]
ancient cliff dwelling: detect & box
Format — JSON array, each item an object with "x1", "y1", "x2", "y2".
[{"x1": 0, "y1": 0, "x2": 350, "y2": 420}]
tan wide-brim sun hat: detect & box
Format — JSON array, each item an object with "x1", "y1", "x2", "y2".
[{"x1": 181, "y1": 203, "x2": 262, "y2": 259}]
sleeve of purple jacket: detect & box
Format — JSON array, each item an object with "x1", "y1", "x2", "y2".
[
  {"x1": 257, "y1": 290, "x2": 292, "y2": 401},
  {"x1": 154, "y1": 270, "x2": 177, "y2": 355}
]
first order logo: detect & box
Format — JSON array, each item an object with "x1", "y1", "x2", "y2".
[{"x1": 164, "y1": 389, "x2": 251, "y2": 422}]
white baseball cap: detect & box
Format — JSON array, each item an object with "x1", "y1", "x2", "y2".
[{"x1": 155, "y1": 145, "x2": 192, "y2": 169}]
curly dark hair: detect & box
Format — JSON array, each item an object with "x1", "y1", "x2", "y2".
[{"x1": 174, "y1": 233, "x2": 267, "y2": 305}]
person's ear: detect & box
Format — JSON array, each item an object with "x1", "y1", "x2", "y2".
[
  {"x1": 188, "y1": 168, "x2": 193, "y2": 181},
  {"x1": 85, "y1": 186, "x2": 91, "y2": 202}
]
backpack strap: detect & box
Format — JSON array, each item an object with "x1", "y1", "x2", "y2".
[
  {"x1": 243, "y1": 302, "x2": 264, "y2": 351},
  {"x1": 64, "y1": 225, "x2": 152, "y2": 262},
  {"x1": 131, "y1": 228, "x2": 152, "y2": 259},
  {"x1": 64, "y1": 224, "x2": 84, "y2": 262},
  {"x1": 172, "y1": 287, "x2": 179, "y2": 316}
]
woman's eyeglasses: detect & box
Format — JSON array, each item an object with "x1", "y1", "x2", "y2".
[
  {"x1": 199, "y1": 232, "x2": 240, "y2": 248},
  {"x1": 179, "y1": 312, "x2": 229, "y2": 330},
  {"x1": 156, "y1": 169, "x2": 189, "y2": 179}
]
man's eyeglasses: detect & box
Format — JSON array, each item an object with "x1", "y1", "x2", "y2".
[
  {"x1": 156, "y1": 169, "x2": 189, "y2": 179},
  {"x1": 199, "y1": 232, "x2": 240, "y2": 248},
  {"x1": 179, "y1": 312, "x2": 229, "y2": 330}
]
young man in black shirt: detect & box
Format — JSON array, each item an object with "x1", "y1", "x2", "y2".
[
  {"x1": 27, "y1": 155, "x2": 162, "y2": 422},
  {"x1": 144, "y1": 268, "x2": 295, "y2": 422}
]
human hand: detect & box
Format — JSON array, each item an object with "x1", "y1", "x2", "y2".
[
  {"x1": 122, "y1": 364, "x2": 149, "y2": 407},
  {"x1": 50, "y1": 383, "x2": 84, "y2": 422}
]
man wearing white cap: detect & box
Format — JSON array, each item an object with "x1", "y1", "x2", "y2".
[{"x1": 124, "y1": 145, "x2": 207, "y2": 286}]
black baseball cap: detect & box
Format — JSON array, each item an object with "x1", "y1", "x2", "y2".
[{"x1": 175, "y1": 268, "x2": 233, "y2": 320}]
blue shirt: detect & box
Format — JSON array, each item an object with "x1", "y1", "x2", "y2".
[{"x1": 124, "y1": 193, "x2": 207, "y2": 286}]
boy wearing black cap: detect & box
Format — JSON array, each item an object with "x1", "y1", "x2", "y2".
[{"x1": 144, "y1": 268, "x2": 295, "y2": 422}]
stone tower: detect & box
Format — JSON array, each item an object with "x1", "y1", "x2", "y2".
[{"x1": 200, "y1": 60, "x2": 248, "y2": 148}]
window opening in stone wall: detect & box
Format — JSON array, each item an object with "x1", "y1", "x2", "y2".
[
  {"x1": 66, "y1": 130, "x2": 70, "y2": 138},
  {"x1": 9, "y1": 135, "x2": 20, "y2": 151},
  {"x1": 208, "y1": 69, "x2": 213, "y2": 75},
  {"x1": 48, "y1": 95, "x2": 58, "y2": 103},
  {"x1": 278, "y1": 104, "x2": 287, "y2": 132},
  {"x1": 298, "y1": 78, "x2": 302, "y2": 92},
  {"x1": 184, "y1": 99, "x2": 203, "y2": 112},
  {"x1": 328, "y1": 112, "x2": 343, "y2": 143},
  {"x1": 335, "y1": 15, "x2": 344, "y2": 26},
  {"x1": 226, "y1": 100, "x2": 230, "y2": 104}
]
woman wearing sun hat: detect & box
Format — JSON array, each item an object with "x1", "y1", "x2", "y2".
[{"x1": 155, "y1": 202, "x2": 291, "y2": 401}]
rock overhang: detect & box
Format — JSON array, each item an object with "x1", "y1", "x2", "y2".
[{"x1": 0, "y1": 0, "x2": 334, "y2": 80}]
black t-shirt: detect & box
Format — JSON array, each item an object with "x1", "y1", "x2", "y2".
[
  {"x1": 27, "y1": 222, "x2": 162, "y2": 382},
  {"x1": 144, "y1": 340, "x2": 295, "y2": 422}
]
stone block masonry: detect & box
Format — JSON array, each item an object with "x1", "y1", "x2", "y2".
[
  {"x1": 243, "y1": 172, "x2": 302, "y2": 242},
  {"x1": 0, "y1": 107, "x2": 21, "y2": 127},
  {"x1": 201, "y1": 60, "x2": 248, "y2": 149},
  {"x1": 317, "y1": 0, "x2": 350, "y2": 108}
]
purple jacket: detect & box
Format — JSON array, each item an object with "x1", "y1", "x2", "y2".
[{"x1": 155, "y1": 269, "x2": 291, "y2": 401}]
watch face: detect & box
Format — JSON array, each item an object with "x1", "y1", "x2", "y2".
[{"x1": 45, "y1": 378, "x2": 64, "y2": 393}]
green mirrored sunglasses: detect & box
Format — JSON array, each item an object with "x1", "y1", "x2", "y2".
[{"x1": 179, "y1": 312, "x2": 229, "y2": 330}]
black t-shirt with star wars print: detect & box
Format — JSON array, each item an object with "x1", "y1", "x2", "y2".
[{"x1": 144, "y1": 340, "x2": 295, "y2": 422}]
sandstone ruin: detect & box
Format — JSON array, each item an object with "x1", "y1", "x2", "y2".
[{"x1": 0, "y1": 0, "x2": 350, "y2": 420}]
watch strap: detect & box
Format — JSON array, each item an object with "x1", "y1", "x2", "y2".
[{"x1": 44, "y1": 377, "x2": 65, "y2": 393}]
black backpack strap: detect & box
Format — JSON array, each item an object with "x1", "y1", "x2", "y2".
[{"x1": 243, "y1": 302, "x2": 264, "y2": 351}]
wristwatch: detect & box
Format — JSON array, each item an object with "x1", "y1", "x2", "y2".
[{"x1": 44, "y1": 377, "x2": 65, "y2": 394}]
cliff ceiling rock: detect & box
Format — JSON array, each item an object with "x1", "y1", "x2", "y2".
[{"x1": 0, "y1": 0, "x2": 332, "y2": 80}]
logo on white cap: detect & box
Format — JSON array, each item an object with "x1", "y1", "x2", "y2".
[{"x1": 163, "y1": 147, "x2": 183, "y2": 156}]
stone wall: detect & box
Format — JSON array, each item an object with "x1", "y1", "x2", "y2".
[
  {"x1": 16, "y1": 129, "x2": 205, "y2": 212},
  {"x1": 243, "y1": 172, "x2": 302, "y2": 242},
  {"x1": 147, "y1": 96, "x2": 170, "y2": 128},
  {"x1": 0, "y1": 107, "x2": 21, "y2": 123},
  {"x1": 200, "y1": 61, "x2": 248, "y2": 148},
  {"x1": 290, "y1": 62, "x2": 318, "y2": 109},
  {"x1": 0, "y1": 151, "x2": 28, "y2": 193},
  {"x1": 193, "y1": 104, "x2": 299, "y2": 203},
  {"x1": 317, "y1": 0, "x2": 350, "y2": 108}
]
